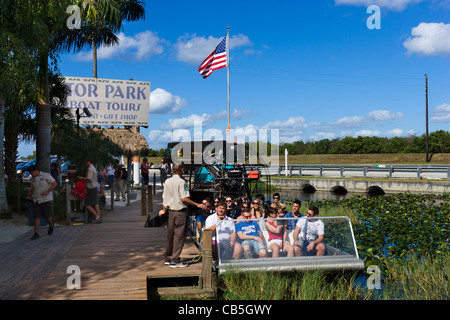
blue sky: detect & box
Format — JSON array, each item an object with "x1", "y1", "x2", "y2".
[{"x1": 19, "y1": 0, "x2": 450, "y2": 156}]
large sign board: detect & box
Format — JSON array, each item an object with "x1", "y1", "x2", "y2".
[{"x1": 64, "y1": 77, "x2": 150, "y2": 126}]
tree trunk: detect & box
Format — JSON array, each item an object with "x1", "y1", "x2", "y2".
[
  {"x1": 36, "y1": 54, "x2": 51, "y2": 172},
  {"x1": 93, "y1": 41, "x2": 98, "y2": 78},
  {"x1": 4, "y1": 111, "x2": 19, "y2": 180},
  {"x1": 0, "y1": 96, "x2": 10, "y2": 215}
]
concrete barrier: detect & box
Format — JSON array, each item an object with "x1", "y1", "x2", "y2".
[{"x1": 270, "y1": 177, "x2": 450, "y2": 194}]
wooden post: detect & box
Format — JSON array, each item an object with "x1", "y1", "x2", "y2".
[
  {"x1": 141, "y1": 184, "x2": 147, "y2": 216},
  {"x1": 201, "y1": 229, "x2": 213, "y2": 290},
  {"x1": 17, "y1": 178, "x2": 21, "y2": 214},
  {"x1": 148, "y1": 185, "x2": 153, "y2": 213},
  {"x1": 110, "y1": 181, "x2": 115, "y2": 211},
  {"x1": 126, "y1": 180, "x2": 130, "y2": 206},
  {"x1": 66, "y1": 181, "x2": 71, "y2": 225}
]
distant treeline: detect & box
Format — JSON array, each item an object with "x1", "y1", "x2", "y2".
[
  {"x1": 146, "y1": 130, "x2": 449, "y2": 157},
  {"x1": 280, "y1": 130, "x2": 450, "y2": 155}
]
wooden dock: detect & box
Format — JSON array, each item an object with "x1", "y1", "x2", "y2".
[{"x1": 0, "y1": 192, "x2": 203, "y2": 300}]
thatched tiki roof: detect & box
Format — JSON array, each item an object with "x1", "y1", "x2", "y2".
[{"x1": 102, "y1": 128, "x2": 149, "y2": 157}]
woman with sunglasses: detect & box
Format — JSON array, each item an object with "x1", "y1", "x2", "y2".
[{"x1": 250, "y1": 199, "x2": 263, "y2": 219}]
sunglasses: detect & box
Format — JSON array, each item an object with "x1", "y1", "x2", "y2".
[{"x1": 273, "y1": 197, "x2": 280, "y2": 200}]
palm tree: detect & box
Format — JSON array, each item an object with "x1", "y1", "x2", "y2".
[
  {"x1": 73, "y1": 0, "x2": 145, "y2": 77},
  {"x1": 0, "y1": 0, "x2": 41, "y2": 215},
  {"x1": 36, "y1": 1, "x2": 145, "y2": 173}
]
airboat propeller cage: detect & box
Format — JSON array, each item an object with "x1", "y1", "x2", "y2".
[
  {"x1": 167, "y1": 140, "x2": 243, "y2": 167},
  {"x1": 165, "y1": 140, "x2": 271, "y2": 202}
]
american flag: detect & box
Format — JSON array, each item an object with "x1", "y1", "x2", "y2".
[{"x1": 197, "y1": 36, "x2": 227, "y2": 79}]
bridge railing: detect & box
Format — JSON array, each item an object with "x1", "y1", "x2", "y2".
[{"x1": 248, "y1": 164, "x2": 450, "y2": 180}]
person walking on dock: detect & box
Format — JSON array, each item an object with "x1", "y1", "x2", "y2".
[
  {"x1": 159, "y1": 164, "x2": 206, "y2": 268},
  {"x1": 79, "y1": 159, "x2": 102, "y2": 223},
  {"x1": 29, "y1": 165, "x2": 57, "y2": 240}
]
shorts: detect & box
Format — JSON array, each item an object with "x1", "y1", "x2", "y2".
[
  {"x1": 268, "y1": 239, "x2": 283, "y2": 249},
  {"x1": 297, "y1": 240, "x2": 317, "y2": 256},
  {"x1": 241, "y1": 239, "x2": 266, "y2": 254},
  {"x1": 33, "y1": 201, "x2": 52, "y2": 219},
  {"x1": 85, "y1": 188, "x2": 98, "y2": 207}
]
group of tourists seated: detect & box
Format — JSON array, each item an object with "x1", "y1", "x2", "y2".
[{"x1": 194, "y1": 193, "x2": 325, "y2": 261}]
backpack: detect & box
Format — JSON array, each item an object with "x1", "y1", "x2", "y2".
[{"x1": 122, "y1": 168, "x2": 128, "y2": 180}]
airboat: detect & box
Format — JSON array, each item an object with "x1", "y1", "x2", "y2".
[{"x1": 152, "y1": 140, "x2": 364, "y2": 274}]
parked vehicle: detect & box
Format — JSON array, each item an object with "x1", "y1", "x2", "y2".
[{"x1": 16, "y1": 158, "x2": 70, "y2": 182}]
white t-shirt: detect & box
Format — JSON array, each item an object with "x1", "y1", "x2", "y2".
[
  {"x1": 296, "y1": 218, "x2": 324, "y2": 242},
  {"x1": 85, "y1": 164, "x2": 98, "y2": 189},
  {"x1": 31, "y1": 172, "x2": 56, "y2": 203},
  {"x1": 106, "y1": 165, "x2": 115, "y2": 176},
  {"x1": 205, "y1": 213, "x2": 236, "y2": 242}
]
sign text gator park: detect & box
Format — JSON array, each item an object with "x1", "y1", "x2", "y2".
[{"x1": 64, "y1": 77, "x2": 151, "y2": 126}]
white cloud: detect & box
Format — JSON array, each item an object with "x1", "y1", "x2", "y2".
[
  {"x1": 404, "y1": 23, "x2": 450, "y2": 56},
  {"x1": 305, "y1": 132, "x2": 338, "y2": 142},
  {"x1": 367, "y1": 110, "x2": 404, "y2": 121},
  {"x1": 354, "y1": 128, "x2": 405, "y2": 137},
  {"x1": 431, "y1": 103, "x2": 450, "y2": 122},
  {"x1": 354, "y1": 129, "x2": 382, "y2": 136},
  {"x1": 161, "y1": 113, "x2": 215, "y2": 130},
  {"x1": 324, "y1": 116, "x2": 366, "y2": 130},
  {"x1": 148, "y1": 129, "x2": 192, "y2": 149},
  {"x1": 75, "y1": 30, "x2": 166, "y2": 61},
  {"x1": 149, "y1": 88, "x2": 187, "y2": 115},
  {"x1": 322, "y1": 110, "x2": 403, "y2": 131},
  {"x1": 173, "y1": 34, "x2": 252, "y2": 64},
  {"x1": 335, "y1": 0, "x2": 423, "y2": 10},
  {"x1": 386, "y1": 128, "x2": 405, "y2": 137},
  {"x1": 159, "y1": 109, "x2": 252, "y2": 130},
  {"x1": 231, "y1": 109, "x2": 253, "y2": 120},
  {"x1": 263, "y1": 117, "x2": 313, "y2": 136}
]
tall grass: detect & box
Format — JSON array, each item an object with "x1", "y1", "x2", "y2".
[
  {"x1": 219, "y1": 270, "x2": 361, "y2": 300},
  {"x1": 218, "y1": 252, "x2": 450, "y2": 300},
  {"x1": 380, "y1": 253, "x2": 450, "y2": 300}
]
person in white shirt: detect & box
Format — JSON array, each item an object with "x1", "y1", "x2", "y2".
[
  {"x1": 158, "y1": 164, "x2": 206, "y2": 268},
  {"x1": 29, "y1": 165, "x2": 57, "y2": 240},
  {"x1": 293, "y1": 206, "x2": 325, "y2": 256},
  {"x1": 205, "y1": 201, "x2": 242, "y2": 261},
  {"x1": 79, "y1": 159, "x2": 102, "y2": 223},
  {"x1": 105, "y1": 162, "x2": 115, "y2": 188}
]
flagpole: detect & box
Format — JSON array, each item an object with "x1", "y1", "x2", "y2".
[{"x1": 226, "y1": 26, "x2": 231, "y2": 143}]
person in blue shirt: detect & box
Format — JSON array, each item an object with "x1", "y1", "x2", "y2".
[
  {"x1": 284, "y1": 199, "x2": 303, "y2": 231},
  {"x1": 196, "y1": 198, "x2": 212, "y2": 241},
  {"x1": 236, "y1": 209, "x2": 267, "y2": 259}
]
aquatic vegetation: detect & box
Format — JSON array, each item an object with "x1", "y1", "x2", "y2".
[{"x1": 218, "y1": 193, "x2": 450, "y2": 300}]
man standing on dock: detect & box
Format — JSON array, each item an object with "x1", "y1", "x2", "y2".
[
  {"x1": 29, "y1": 165, "x2": 57, "y2": 240},
  {"x1": 159, "y1": 164, "x2": 206, "y2": 268}
]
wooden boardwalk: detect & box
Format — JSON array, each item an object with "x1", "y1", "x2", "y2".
[{"x1": 0, "y1": 193, "x2": 202, "y2": 300}]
